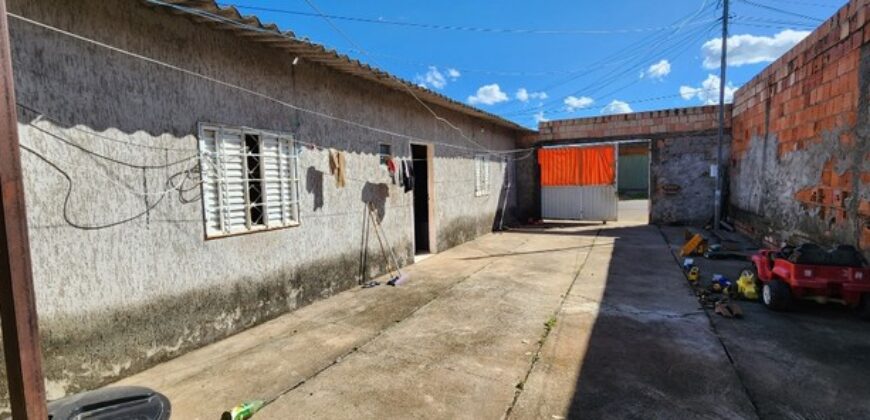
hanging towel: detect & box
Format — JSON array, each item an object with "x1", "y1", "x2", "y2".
[
  {"x1": 403, "y1": 159, "x2": 414, "y2": 193},
  {"x1": 329, "y1": 148, "x2": 346, "y2": 188},
  {"x1": 386, "y1": 156, "x2": 398, "y2": 185}
]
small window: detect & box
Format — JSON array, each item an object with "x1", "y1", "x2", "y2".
[
  {"x1": 198, "y1": 124, "x2": 300, "y2": 237},
  {"x1": 379, "y1": 143, "x2": 392, "y2": 166},
  {"x1": 474, "y1": 154, "x2": 490, "y2": 197}
]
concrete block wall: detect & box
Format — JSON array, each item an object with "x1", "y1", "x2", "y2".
[
  {"x1": 730, "y1": 0, "x2": 870, "y2": 256},
  {"x1": 650, "y1": 134, "x2": 730, "y2": 225},
  {"x1": 533, "y1": 105, "x2": 731, "y2": 143},
  {"x1": 525, "y1": 105, "x2": 730, "y2": 225}
]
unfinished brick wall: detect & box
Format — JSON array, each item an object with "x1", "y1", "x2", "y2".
[
  {"x1": 730, "y1": 0, "x2": 870, "y2": 256},
  {"x1": 524, "y1": 105, "x2": 731, "y2": 224},
  {"x1": 532, "y1": 105, "x2": 731, "y2": 145}
]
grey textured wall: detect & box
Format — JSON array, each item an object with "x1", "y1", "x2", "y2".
[
  {"x1": 4, "y1": 0, "x2": 522, "y2": 408},
  {"x1": 650, "y1": 135, "x2": 730, "y2": 225}
]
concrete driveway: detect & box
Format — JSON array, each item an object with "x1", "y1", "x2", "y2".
[{"x1": 111, "y1": 200, "x2": 866, "y2": 418}]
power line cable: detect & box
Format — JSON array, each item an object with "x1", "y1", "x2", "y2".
[
  {"x1": 149, "y1": 0, "x2": 508, "y2": 156},
  {"x1": 760, "y1": 0, "x2": 843, "y2": 8},
  {"x1": 505, "y1": 20, "x2": 720, "y2": 118},
  {"x1": 732, "y1": 15, "x2": 819, "y2": 27},
  {"x1": 731, "y1": 21, "x2": 817, "y2": 29},
  {"x1": 560, "y1": 24, "x2": 720, "y2": 109},
  {"x1": 299, "y1": 0, "x2": 499, "y2": 155},
  {"x1": 343, "y1": 49, "x2": 647, "y2": 77},
  {"x1": 218, "y1": 2, "x2": 721, "y2": 35},
  {"x1": 6, "y1": 12, "x2": 534, "y2": 159},
  {"x1": 736, "y1": 0, "x2": 825, "y2": 22},
  {"x1": 497, "y1": 0, "x2": 719, "y2": 116}
]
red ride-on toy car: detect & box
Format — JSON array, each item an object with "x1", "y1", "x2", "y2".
[{"x1": 748, "y1": 244, "x2": 870, "y2": 319}]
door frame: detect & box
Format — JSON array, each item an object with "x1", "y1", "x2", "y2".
[{"x1": 410, "y1": 142, "x2": 437, "y2": 254}]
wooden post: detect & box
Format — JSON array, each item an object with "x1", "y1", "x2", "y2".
[{"x1": 0, "y1": 0, "x2": 49, "y2": 417}]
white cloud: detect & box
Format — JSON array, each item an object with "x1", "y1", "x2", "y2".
[
  {"x1": 642, "y1": 59, "x2": 672, "y2": 79},
  {"x1": 601, "y1": 100, "x2": 633, "y2": 115},
  {"x1": 467, "y1": 84, "x2": 509, "y2": 105},
  {"x1": 415, "y1": 66, "x2": 461, "y2": 89},
  {"x1": 564, "y1": 96, "x2": 594, "y2": 112},
  {"x1": 533, "y1": 111, "x2": 548, "y2": 124},
  {"x1": 702, "y1": 29, "x2": 810, "y2": 69},
  {"x1": 679, "y1": 74, "x2": 737, "y2": 105},
  {"x1": 516, "y1": 88, "x2": 548, "y2": 102}
]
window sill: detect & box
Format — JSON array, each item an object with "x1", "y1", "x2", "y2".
[{"x1": 204, "y1": 221, "x2": 301, "y2": 240}]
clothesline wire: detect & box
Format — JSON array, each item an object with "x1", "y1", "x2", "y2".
[
  {"x1": 23, "y1": 118, "x2": 199, "y2": 169},
  {"x1": 7, "y1": 11, "x2": 535, "y2": 160},
  {"x1": 17, "y1": 103, "x2": 199, "y2": 152},
  {"x1": 19, "y1": 123, "x2": 513, "y2": 229},
  {"x1": 8, "y1": 12, "x2": 531, "y2": 226},
  {"x1": 18, "y1": 144, "x2": 180, "y2": 230},
  {"x1": 299, "y1": 0, "x2": 498, "y2": 155}
]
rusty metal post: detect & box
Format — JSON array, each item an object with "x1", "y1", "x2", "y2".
[{"x1": 0, "y1": 0, "x2": 49, "y2": 417}]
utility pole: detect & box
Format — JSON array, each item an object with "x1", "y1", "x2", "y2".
[
  {"x1": 714, "y1": 0, "x2": 729, "y2": 232},
  {"x1": 0, "y1": 0, "x2": 49, "y2": 417}
]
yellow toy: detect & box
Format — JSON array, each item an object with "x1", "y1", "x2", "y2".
[
  {"x1": 736, "y1": 269, "x2": 759, "y2": 300},
  {"x1": 687, "y1": 266, "x2": 700, "y2": 283},
  {"x1": 681, "y1": 234, "x2": 707, "y2": 257}
]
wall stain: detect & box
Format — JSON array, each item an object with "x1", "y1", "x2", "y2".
[
  {"x1": 0, "y1": 248, "x2": 409, "y2": 412},
  {"x1": 438, "y1": 214, "x2": 496, "y2": 251}
]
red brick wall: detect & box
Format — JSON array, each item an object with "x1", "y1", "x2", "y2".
[
  {"x1": 730, "y1": 0, "x2": 870, "y2": 253},
  {"x1": 529, "y1": 105, "x2": 730, "y2": 146}
]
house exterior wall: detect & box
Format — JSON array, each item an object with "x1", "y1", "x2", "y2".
[
  {"x1": 729, "y1": 0, "x2": 870, "y2": 258},
  {"x1": 526, "y1": 106, "x2": 731, "y2": 225},
  {"x1": 4, "y1": 0, "x2": 522, "y2": 407}
]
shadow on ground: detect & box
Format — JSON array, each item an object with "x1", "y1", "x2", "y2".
[
  {"x1": 658, "y1": 226, "x2": 870, "y2": 419},
  {"x1": 513, "y1": 219, "x2": 870, "y2": 419}
]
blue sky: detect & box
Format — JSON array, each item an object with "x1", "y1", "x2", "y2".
[{"x1": 220, "y1": 0, "x2": 845, "y2": 128}]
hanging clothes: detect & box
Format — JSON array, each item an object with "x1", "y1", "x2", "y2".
[
  {"x1": 403, "y1": 159, "x2": 414, "y2": 193},
  {"x1": 396, "y1": 159, "x2": 405, "y2": 188},
  {"x1": 328, "y1": 148, "x2": 346, "y2": 188},
  {"x1": 387, "y1": 156, "x2": 402, "y2": 185},
  {"x1": 386, "y1": 157, "x2": 398, "y2": 185}
]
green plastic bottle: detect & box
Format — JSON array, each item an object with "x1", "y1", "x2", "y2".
[{"x1": 221, "y1": 400, "x2": 264, "y2": 420}]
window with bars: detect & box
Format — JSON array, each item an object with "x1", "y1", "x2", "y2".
[
  {"x1": 198, "y1": 124, "x2": 300, "y2": 237},
  {"x1": 474, "y1": 154, "x2": 491, "y2": 197}
]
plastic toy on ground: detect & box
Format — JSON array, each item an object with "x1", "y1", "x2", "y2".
[{"x1": 749, "y1": 244, "x2": 870, "y2": 319}]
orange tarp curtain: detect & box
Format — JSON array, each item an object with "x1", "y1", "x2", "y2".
[{"x1": 538, "y1": 146, "x2": 615, "y2": 186}]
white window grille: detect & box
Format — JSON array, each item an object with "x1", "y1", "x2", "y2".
[
  {"x1": 198, "y1": 124, "x2": 300, "y2": 237},
  {"x1": 474, "y1": 154, "x2": 490, "y2": 197}
]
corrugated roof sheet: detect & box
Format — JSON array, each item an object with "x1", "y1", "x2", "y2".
[{"x1": 144, "y1": 0, "x2": 533, "y2": 133}]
